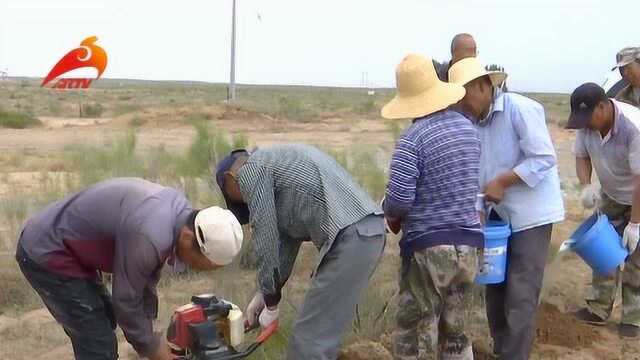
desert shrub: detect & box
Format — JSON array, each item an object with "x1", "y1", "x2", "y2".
[
  {"x1": 112, "y1": 103, "x2": 141, "y2": 116},
  {"x1": 386, "y1": 119, "x2": 410, "y2": 142},
  {"x1": 0, "y1": 270, "x2": 41, "y2": 313},
  {"x1": 61, "y1": 123, "x2": 245, "y2": 199},
  {"x1": 329, "y1": 145, "x2": 388, "y2": 201},
  {"x1": 80, "y1": 102, "x2": 104, "y2": 118},
  {"x1": 0, "y1": 108, "x2": 41, "y2": 129},
  {"x1": 347, "y1": 146, "x2": 387, "y2": 200},
  {"x1": 177, "y1": 120, "x2": 232, "y2": 177},
  {"x1": 278, "y1": 96, "x2": 306, "y2": 121},
  {"x1": 355, "y1": 98, "x2": 377, "y2": 114},
  {"x1": 47, "y1": 100, "x2": 63, "y2": 116},
  {"x1": 128, "y1": 116, "x2": 146, "y2": 128}
]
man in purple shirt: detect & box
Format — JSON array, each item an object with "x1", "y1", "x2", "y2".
[{"x1": 16, "y1": 178, "x2": 243, "y2": 360}]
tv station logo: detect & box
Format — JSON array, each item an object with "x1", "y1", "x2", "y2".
[{"x1": 41, "y1": 36, "x2": 107, "y2": 89}]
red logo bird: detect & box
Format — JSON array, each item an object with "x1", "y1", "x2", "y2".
[{"x1": 41, "y1": 36, "x2": 108, "y2": 88}]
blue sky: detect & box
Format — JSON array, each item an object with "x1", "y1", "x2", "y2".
[{"x1": 1, "y1": 0, "x2": 637, "y2": 93}]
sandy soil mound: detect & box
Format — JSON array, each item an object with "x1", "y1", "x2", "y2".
[
  {"x1": 535, "y1": 303, "x2": 603, "y2": 348},
  {"x1": 338, "y1": 340, "x2": 393, "y2": 360}
]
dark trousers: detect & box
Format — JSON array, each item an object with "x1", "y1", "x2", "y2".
[
  {"x1": 16, "y1": 245, "x2": 118, "y2": 360},
  {"x1": 485, "y1": 224, "x2": 552, "y2": 360}
]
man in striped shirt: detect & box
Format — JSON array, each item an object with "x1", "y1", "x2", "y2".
[
  {"x1": 382, "y1": 54, "x2": 482, "y2": 360},
  {"x1": 214, "y1": 144, "x2": 385, "y2": 360}
]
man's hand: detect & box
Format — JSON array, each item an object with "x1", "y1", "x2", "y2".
[
  {"x1": 478, "y1": 211, "x2": 486, "y2": 226},
  {"x1": 385, "y1": 216, "x2": 401, "y2": 234},
  {"x1": 246, "y1": 292, "x2": 265, "y2": 327},
  {"x1": 580, "y1": 185, "x2": 600, "y2": 209},
  {"x1": 623, "y1": 222, "x2": 640, "y2": 254},
  {"x1": 148, "y1": 340, "x2": 172, "y2": 360},
  {"x1": 483, "y1": 178, "x2": 506, "y2": 204},
  {"x1": 258, "y1": 306, "x2": 279, "y2": 328}
]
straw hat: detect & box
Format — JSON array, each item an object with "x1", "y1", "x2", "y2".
[
  {"x1": 381, "y1": 54, "x2": 466, "y2": 120},
  {"x1": 448, "y1": 57, "x2": 507, "y2": 88}
]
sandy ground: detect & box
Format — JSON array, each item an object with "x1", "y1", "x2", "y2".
[
  {"x1": 0, "y1": 106, "x2": 393, "y2": 154},
  {"x1": 2, "y1": 108, "x2": 640, "y2": 359}
]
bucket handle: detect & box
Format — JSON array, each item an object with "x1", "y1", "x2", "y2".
[{"x1": 558, "y1": 211, "x2": 600, "y2": 254}]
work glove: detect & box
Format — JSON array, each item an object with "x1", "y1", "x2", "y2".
[
  {"x1": 580, "y1": 185, "x2": 600, "y2": 209},
  {"x1": 245, "y1": 292, "x2": 265, "y2": 327},
  {"x1": 623, "y1": 222, "x2": 640, "y2": 254},
  {"x1": 258, "y1": 306, "x2": 279, "y2": 328}
]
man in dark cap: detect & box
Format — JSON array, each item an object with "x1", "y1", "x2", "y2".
[
  {"x1": 567, "y1": 83, "x2": 640, "y2": 337},
  {"x1": 214, "y1": 144, "x2": 385, "y2": 360},
  {"x1": 613, "y1": 47, "x2": 640, "y2": 108}
]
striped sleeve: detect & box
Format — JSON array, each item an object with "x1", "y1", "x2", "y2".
[
  {"x1": 238, "y1": 162, "x2": 283, "y2": 306},
  {"x1": 384, "y1": 135, "x2": 420, "y2": 219}
]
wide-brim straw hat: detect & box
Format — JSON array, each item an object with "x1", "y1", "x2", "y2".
[
  {"x1": 381, "y1": 54, "x2": 466, "y2": 120},
  {"x1": 448, "y1": 57, "x2": 507, "y2": 88}
]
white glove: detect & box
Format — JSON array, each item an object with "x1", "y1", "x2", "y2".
[
  {"x1": 580, "y1": 185, "x2": 600, "y2": 209},
  {"x1": 245, "y1": 292, "x2": 265, "y2": 327},
  {"x1": 258, "y1": 306, "x2": 279, "y2": 328},
  {"x1": 623, "y1": 222, "x2": 640, "y2": 254}
]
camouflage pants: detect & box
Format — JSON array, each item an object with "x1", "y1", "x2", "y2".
[
  {"x1": 586, "y1": 193, "x2": 640, "y2": 326},
  {"x1": 393, "y1": 245, "x2": 477, "y2": 360}
]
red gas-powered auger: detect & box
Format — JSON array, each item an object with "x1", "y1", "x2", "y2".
[{"x1": 167, "y1": 294, "x2": 278, "y2": 360}]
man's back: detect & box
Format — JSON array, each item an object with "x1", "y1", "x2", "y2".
[
  {"x1": 385, "y1": 109, "x2": 481, "y2": 242},
  {"x1": 19, "y1": 177, "x2": 191, "y2": 278},
  {"x1": 238, "y1": 144, "x2": 378, "y2": 248}
]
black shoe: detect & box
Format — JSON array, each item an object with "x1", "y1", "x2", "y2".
[
  {"x1": 574, "y1": 308, "x2": 606, "y2": 325},
  {"x1": 619, "y1": 323, "x2": 640, "y2": 338}
]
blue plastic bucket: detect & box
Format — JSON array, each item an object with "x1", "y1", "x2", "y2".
[
  {"x1": 475, "y1": 220, "x2": 511, "y2": 285},
  {"x1": 569, "y1": 213, "x2": 628, "y2": 276}
]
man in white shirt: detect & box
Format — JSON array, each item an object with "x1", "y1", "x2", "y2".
[{"x1": 449, "y1": 58, "x2": 564, "y2": 359}]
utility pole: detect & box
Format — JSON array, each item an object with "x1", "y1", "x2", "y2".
[{"x1": 228, "y1": 0, "x2": 237, "y2": 102}]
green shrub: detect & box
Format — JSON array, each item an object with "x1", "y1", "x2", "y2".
[
  {"x1": 128, "y1": 116, "x2": 146, "y2": 128},
  {"x1": 0, "y1": 108, "x2": 42, "y2": 129},
  {"x1": 113, "y1": 103, "x2": 142, "y2": 116},
  {"x1": 47, "y1": 100, "x2": 63, "y2": 116},
  {"x1": 278, "y1": 96, "x2": 307, "y2": 121},
  {"x1": 328, "y1": 145, "x2": 388, "y2": 201},
  {"x1": 355, "y1": 98, "x2": 377, "y2": 114},
  {"x1": 386, "y1": 120, "x2": 409, "y2": 141},
  {"x1": 81, "y1": 102, "x2": 104, "y2": 118},
  {"x1": 178, "y1": 120, "x2": 236, "y2": 177}
]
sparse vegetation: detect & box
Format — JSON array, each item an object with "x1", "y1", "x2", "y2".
[
  {"x1": 80, "y1": 102, "x2": 104, "y2": 118},
  {"x1": 0, "y1": 108, "x2": 41, "y2": 129},
  {"x1": 278, "y1": 96, "x2": 307, "y2": 121},
  {"x1": 128, "y1": 115, "x2": 146, "y2": 127},
  {"x1": 355, "y1": 98, "x2": 378, "y2": 114}
]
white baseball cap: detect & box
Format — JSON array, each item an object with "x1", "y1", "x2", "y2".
[{"x1": 194, "y1": 206, "x2": 243, "y2": 266}]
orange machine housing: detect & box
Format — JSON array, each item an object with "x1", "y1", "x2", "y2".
[{"x1": 167, "y1": 303, "x2": 206, "y2": 350}]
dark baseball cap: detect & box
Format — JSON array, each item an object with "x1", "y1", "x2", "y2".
[
  {"x1": 215, "y1": 149, "x2": 250, "y2": 225},
  {"x1": 566, "y1": 82, "x2": 607, "y2": 130}
]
